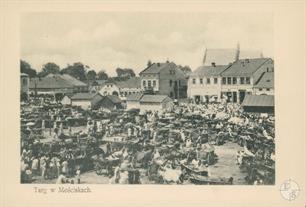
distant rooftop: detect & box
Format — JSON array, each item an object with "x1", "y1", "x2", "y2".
[{"x1": 254, "y1": 72, "x2": 274, "y2": 88}]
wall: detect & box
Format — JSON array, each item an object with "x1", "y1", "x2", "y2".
[
  {"x1": 126, "y1": 101, "x2": 140, "y2": 110},
  {"x1": 71, "y1": 100, "x2": 91, "y2": 110},
  {"x1": 61, "y1": 96, "x2": 71, "y2": 105},
  {"x1": 188, "y1": 76, "x2": 222, "y2": 101},
  {"x1": 21, "y1": 76, "x2": 29, "y2": 94},
  {"x1": 99, "y1": 84, "x2": 120, "y2": 96},
  {"x1": 140, "y1": 74, "x2": 159, "y2": 92},
  {"x1": 139, "y1": 102, "x2": 163, "y2": 113}
]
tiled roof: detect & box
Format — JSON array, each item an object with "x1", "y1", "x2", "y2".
[
  {"x1": 30, "y1": 74, "x2": 87, "y2": 89},
  {"x1": 29, "y1": 76, "x2": 73, "y2": 89},
  {"x1": 190, "y1": 65, "x2": 229, "y2": 77},
  {"x1": 204, "y1": 49, "x2": 237, "y2": 66},
  {"x1": 254, "y1": 72, "x2": 274, "y2": 88},
  {"x1": 126, "y1": 93, "x2": 143, "y2": 101},
  {"x1": 221, "y1": 58, "x2": 271, "y2": 77},
  {"x1": 140, "y1": 62, "x2": 177, "y2": 75},
  {"x1": 71, "y1": 93, "x2": 100, "y2": 100},
  {"x1": 242, "y1": 95, "x2": 274, "y2": 107},
  {"x1": 140, "y1": 95, "x2": 171, "y2": 103},
  {"x1": 116, "y1": 77, "x2": 141, "y2": 88},
  {"x1": 104, "y1": 95, "x2": 122, "y2": 104}
]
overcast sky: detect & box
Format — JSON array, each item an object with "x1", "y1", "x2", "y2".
[{"x1": 21, "y1": 12, "x2": 273, "y2": 76}]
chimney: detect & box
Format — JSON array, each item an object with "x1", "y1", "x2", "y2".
[
  {"x1": 157, "y1": 63, "x2": 160, "y2": 67},
  {"x1": 235, "y1": 42, "x2": 240, "y2": 61},
  {"x1": 211, "y1": 62, "x2": 216, "y2": 67},
  {"x1": 246, "y1": 59, "x2": 249, "y2": 63}
]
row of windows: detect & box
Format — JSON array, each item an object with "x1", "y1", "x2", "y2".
[
  {"x1": 169, "y1": 80, "x2": 181, "y2": 87},
  {"x1": 258, "y1": 88, "x2": 271, "y2": 91},
  {"x1": 192, "y1": 78, "x2": 218, "y2": 85},
  {"x1": 143, "y1": 80, "x2": 157, "y2": 87},
  {"x1": 222, "y1": 77, "x2": 251, "y2": 85},
  {"x1": 120, "y1": 91, "x2": 141, "y2": 96}
]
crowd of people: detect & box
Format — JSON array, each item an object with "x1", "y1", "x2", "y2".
[{"x1": 20, "y1": 96, "x2": 275, "y2": 185}]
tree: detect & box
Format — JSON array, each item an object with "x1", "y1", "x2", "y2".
[
  {"x1": 116, "y1": 68, "x2": 135, "y2": 78},
  {"x1": 20, "y1": 60, "x2": 37, "y2": 78},
  {"x1": 61, "y1": 62, "x2": 87, "y2": 81},
  {"x1": 97, "y1": 70, "x2": 108, "y2": 80},
  {"x1": 86, "y1": 70, "x2": 97, "y2": 81},
  {"x1": 38, "y1": 62, "x2": 60, "y2": 77},
  {"x1": 178, "y1": 65, "x2": 192, "y2": 75}
]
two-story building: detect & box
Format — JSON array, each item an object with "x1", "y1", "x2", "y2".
[
  {"x1": 220, "y1": 58, "x2": 274, "y2": 103},
  {"x1": 139, "y1": 62, "x2": 188, "y2": 99},
  {"x1": 98, "y1": 77, "x2": 143, "y2": 100},
  {"x1": 188, "y1": 63, "x2": 229, "y2": 103}
]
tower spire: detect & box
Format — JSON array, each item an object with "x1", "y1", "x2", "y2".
[{"x1": 203, "y1": 47, "x2": 207, "y2": 65}]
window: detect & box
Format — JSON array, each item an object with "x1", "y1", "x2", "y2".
[
  {"x1": 179, "y1": 80, "x2": 181, "y2": 86},
  {"x1": 174, "y1": 81, "x2": 177, "y2": 87},
  {"x1": 214, "y1": 78, "x2": 218, "y2": 84},
  {"x1": 206, "y1": 78, "x2": 210, "y2": 84},
  {"x1": 227, "y1": 77, "x2": 231, "y2": 85},
  {"x1": 22, "y1": 78, "x2": 27, "y2": 85},
  {"x1": 192, "y1": 79, "x2": 196, "y2": 84},
  {"x1": 170, "y1": 92, "x2": 173, "y2": 97},
  {"x1": 153, "y1": 80, "x2": 156, "y2": 87},
  {"x1": 222, "y1": 77, "x2": 226, "y2": 85},
  {"x1": 170, "y1": 80, "x2": 173, "y2": 86},
  {"x1": 240, "y1": 77, "x2": 245, "y2": 84},
  {"x1": 200, "y1": 78, "x2": 203, "y2": 84},
  {"x1": 143, "y1": 80, "x2": 146, "y2": 87},
  {"x1": 148, "y1": 80, "x2": 152, "y2": 87},
  {"x1": 246, "y1": 77, "x2": 251, "y2": 84},
  {"x1": 259, "y1": 88, "x2": 263, "y2": 91},
  {"x1": 266, "y1": 88, "x2": 270, "y2": 91},
  {"x1": 233, "y1": 77, "x2": 237, "y2": 85}
]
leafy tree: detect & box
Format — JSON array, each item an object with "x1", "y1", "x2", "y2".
[
  {"x1": 178, "y1": 65, "x2": 192, "y2": 75},
  {"x1": 86, "y1": 70, "x2": 97, "y2": 81},
  {"x1": 116, "y1": 68, "x2": 135, "y2": 78},
  {"x1": 20, "y1": 60, "x2": 37, "y2": 77},
  {"x1": 61, "y1": 62, "x2": 87, "y2": 81},
  {"x1": 97, "y1": 70, "x2": 108, "y2": 80},
  {"x1": 38, "y1": 62, "x2": 60, "y2": 77}
]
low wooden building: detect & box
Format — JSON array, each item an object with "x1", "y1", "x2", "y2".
[
  {"x1": 70, "y1": 93, "x2": 103, "y2": 110},
  {"x1": 242, "y1": 95, "x2": 274, "y2": 113},
  {"x1": 98, "y1": 95, "x2": 123, "y2": 111},
  {"x1": 139, "y1": 95, "x2": 173, "y2": 113},
  {"x1": 126, "y1": 94, "x2": 143, "y2": 110}
]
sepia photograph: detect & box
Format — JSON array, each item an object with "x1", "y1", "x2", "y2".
[{"x1": 19, "y1": 12, "x2": 276, "y2": 185}]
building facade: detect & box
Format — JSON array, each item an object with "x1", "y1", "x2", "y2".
[
  {"x1": 139, "y1": 95, "x2": 174, "y2": 113},
  {"x1": 70, "y1": 93, "x2": 103, "y2": 110},
  {"x1": 220, "y1": 58, "x2": 274, "y2": 103},
  {"x1": 188, "y1": 63, "x2": 229, "y2": 103},
  {"x1": 21, "y1": 73, "x2": 29, "y2": 95},
  {"x1": 139, "y1": 62, "x2": 188, "y2": 99}
]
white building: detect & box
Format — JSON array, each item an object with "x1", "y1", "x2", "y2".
[
  {"x1": 126, "y1": 94, "x2": 143, "y2": 110},
  {"x1": 188, "y1": 63, "x2": 229, "y2": 103},
  {"x1": 139, "y1": 95, "x2": 173, "y2": 113},
  {"x1": 70, "y1": 93, "x2": 103, "y2": 110}
]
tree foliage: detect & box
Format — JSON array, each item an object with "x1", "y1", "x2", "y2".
[
  {"x1": 61, "y1": 62, "x2": 87, "y2": 81},
  {"x1": 86, "y1": 70, "x2": 97, "y2": 81},
  {"x1": 178, "y1": 65, "x2": 192, "y2": 75},
  {"x1": 38, "y1": 62, "x2": 60, "y2": 77},
  {"x1": 97, "y1": 70, "x2": 108, "y2": 80},
  {"x1": 20, "y1": 60, "x2": 37, "y2": 78},
  {"x1": 116, "y1": 68, "x2": 135, "y2": 78}
]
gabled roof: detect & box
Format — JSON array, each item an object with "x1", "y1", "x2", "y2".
[
  {"x1": 126, "y1": 93, "x2": 143, "y2": 101},
  {"x1": 71, "y1": 93, "x2": 100, "y2": 100},
  {"x1": 254, "y1": 72, "x2": 274, "y2": 88},
  {"x1": 103, "y1": 95, "x2": 122, "y2": 104},
  {"x1": 116, "y1": 77, "x2": 141, "y2": 89},
  {"x1": 242, "y1": 95, "x2": 274, "y2": 107},
  {"x1": 190, "y1": 65, "x2": 229, "y2": 77},
  {"x1": 140, "y1": 95, "x2": 172, "y2": 103},
  {"x1": 140, "y1": 62, "x2": 178, "y2": 75},
  {"x1": 29, "y1": 76, "x2": 73, "y2": 89},
  {"x1": 60, "y1": 74, "x2": 87, "y2": 86},
  {"x1": 204, "y1": 49, "x2": 237, "y2": 66},
  {"x1": 221, "y1": 58, "x2": 271, "y2": 77}
]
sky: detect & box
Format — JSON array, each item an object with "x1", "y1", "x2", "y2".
[{"x1": 21, "y1": 12, "x2": 273, "y2": 76}]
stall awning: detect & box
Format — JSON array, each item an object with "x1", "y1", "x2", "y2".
[{"x1": 242, "y1": 95, "x2": 274, "y2": 107}]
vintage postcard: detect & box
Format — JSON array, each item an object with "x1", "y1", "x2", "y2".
[{"x1": 0, "y1": 1, "x2": 305, "y2": 207}]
